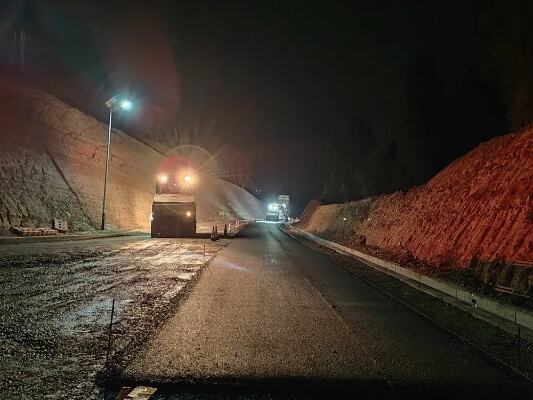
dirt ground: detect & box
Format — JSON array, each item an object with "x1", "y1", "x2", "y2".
[{"x1": 0, "y1": 235, "x2": 229, "y2": 399}]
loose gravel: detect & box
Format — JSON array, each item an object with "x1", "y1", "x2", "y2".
[{"x1": 0, "y1": 236, "x2": 229, "y2": 399}]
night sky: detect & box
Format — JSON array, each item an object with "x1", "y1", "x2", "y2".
[{"x1": 1, "y1": 1, "x2": 531, "y2": 214}]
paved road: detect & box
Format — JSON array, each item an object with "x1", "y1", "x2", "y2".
[{"x1": 123, "y1": 223, "x2": 529, "y2": 398}]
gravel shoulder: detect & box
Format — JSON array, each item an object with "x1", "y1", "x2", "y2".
[{"x1": 0, "y1": 235, "x2": 230, "y2": 399}]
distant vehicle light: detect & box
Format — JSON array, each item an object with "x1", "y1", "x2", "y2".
[
  {"x1": 268, "y1": 203, "x2": 278, "y2": 212},
  {"x1": 184, "y1": 175, "x2": 192, "y2": 183},
  {"x1": 342, "y1": 217, "x2": 347, "y2": 221},
  {"x1": 186, "y1": 211, "x2": 192, "y2": 217}
]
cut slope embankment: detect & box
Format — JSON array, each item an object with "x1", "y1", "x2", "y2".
[
  {"x1": 194, "y1": 174, "x2": 263, "y2": 222},
  {"x1": 0, "y1": 78, "x2": 262, "y2": 233},
  {"x1": 298, "y1": 126, "x2": 533, "y2": 294}
]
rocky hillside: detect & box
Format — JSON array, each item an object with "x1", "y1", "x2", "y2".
[
  {"x1": 0, "y1": 78, "x2": 262, "y2": 233},
  {"x1": 298, "y1": 125, "x2": 532, "y2": 293}
]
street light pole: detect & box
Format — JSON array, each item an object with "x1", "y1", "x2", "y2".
[
  {"x1": 101, "y1": 109, "x2": 113, "y2": 230},
  {"x1": 100, "y1": 95, "x2": 133, "y2": 230}
]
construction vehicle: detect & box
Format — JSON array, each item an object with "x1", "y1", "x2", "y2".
[
  {"x1": 150, "y1": 173, "x2": 196, "y2": 237},
  {"x1": 265, "y1": 194, "x2": 290, "y2": 222}
]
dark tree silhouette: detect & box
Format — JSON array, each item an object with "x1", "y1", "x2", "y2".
[{"x1": 481, "y1": 0, "x2": 533, "y2": 130}]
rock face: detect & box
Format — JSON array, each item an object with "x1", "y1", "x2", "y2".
[
  {"x1": 0, "y1": 78, "x2": 262, "y2": 233},
  {"x1": 0, "y1": 147, "x2": 95, "y2": 231},
  {"x1": 298, "y1": 126, "x2": 532, "y2": 290}
]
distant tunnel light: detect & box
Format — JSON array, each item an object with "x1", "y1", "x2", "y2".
[
  {"x1": 342, "y1": 217, "x2": 347, "y2": 221},
  {"x1": 186, "y1": 211, "x2": 192, "y2": 217},
  {"x1": 184, "y1": 174, "x2": 192, "y2": 183},
  {"x1": 268, "y1": 203, "x2": 277, "y2": 212},
  {"x1": 159, "y1": 175, "x2": 168, "y2": 183}
]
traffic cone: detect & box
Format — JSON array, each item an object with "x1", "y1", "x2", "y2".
[{"x1": 224, "y1": 224, "x2": 228, "y2": 237}]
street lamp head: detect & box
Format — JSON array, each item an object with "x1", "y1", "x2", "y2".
[
  {"x1": 105, "y1": 95, "x2": 133, "y2": 112},
  {"x1": 120, "y1": 99, "x2": 133, "y2": 111}
]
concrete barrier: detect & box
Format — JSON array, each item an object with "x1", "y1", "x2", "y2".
[{"x1": 288, "y1": 225, "x2": 533, "y2": 331}]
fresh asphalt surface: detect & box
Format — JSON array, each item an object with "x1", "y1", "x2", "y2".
[{"x1": 119, "y1": 222, "x2": 530, "y2": 399}]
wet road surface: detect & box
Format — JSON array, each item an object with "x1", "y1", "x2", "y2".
[
  {"x1": 122, "y1": 223, "x2": 529, "y2": 398},
  {"x1": 0, "y1": 235, "x2": 230, "y2": 399}
]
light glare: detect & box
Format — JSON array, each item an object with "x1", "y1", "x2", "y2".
[{"x1": 120, "y1": 99, "x2": 133, "y2": 111}]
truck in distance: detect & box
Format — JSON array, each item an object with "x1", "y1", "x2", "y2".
[{"x1": 265, "y1": 194, "x2": 290, "y2": 222}]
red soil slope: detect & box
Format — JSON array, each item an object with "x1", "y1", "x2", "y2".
[
  {"x1": 299, "y1": 126, "x2": 532, "y2": 291},
  {"x1": 364, "y1": 126, "x2": 532, "y2": 268}
]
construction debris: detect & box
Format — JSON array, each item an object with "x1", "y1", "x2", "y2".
[
  {"x1": 10, "y1": 227, "x2": 58, "y2": 236},
  {"x1": 117, "y1": 386, "x2": 157, "y2": 400}
]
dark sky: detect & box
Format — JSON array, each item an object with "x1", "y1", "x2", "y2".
[
  {"x1": 157, "y1": 1, "x2": 484, "y2": 210},
  {"x1": 2, "y1": 0, "x2": 526, "y2": 214}
]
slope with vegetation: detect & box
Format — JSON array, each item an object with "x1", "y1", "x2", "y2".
[{"x1": 298, "y1": 126, "x2": 533, "y2": 294}]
